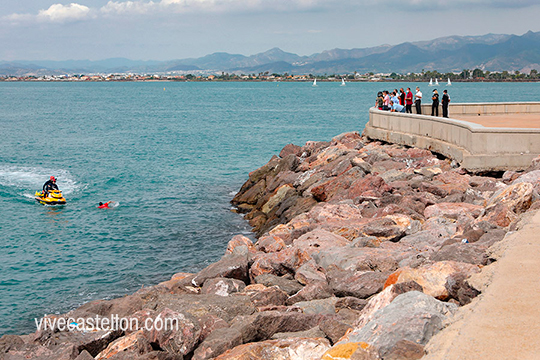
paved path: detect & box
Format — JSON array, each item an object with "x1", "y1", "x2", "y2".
[
  {"x1": 424, "y1": 210, "x2": 540, "y2": 359},
  {"x1": 452, "y1": 113, "x2": 540, "y2": 128}
]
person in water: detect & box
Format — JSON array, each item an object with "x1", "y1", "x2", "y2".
[
  {"x1": 98, "y1": 201, "x2": 112, "y2": 209},
  {"x1": 42, "y1": 176, "x2": 59, "y2": 197}
]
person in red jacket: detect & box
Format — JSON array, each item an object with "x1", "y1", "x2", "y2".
[
  {"x1": 98, "y1": 201, "x2": 111, "y2": 209},
  {"x1": 405, "y1": 87, "x2": 413, "y2": 113}
]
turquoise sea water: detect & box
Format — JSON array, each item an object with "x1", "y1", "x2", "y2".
[{"x1": 1, "y1": 81, "x2": 540, "y2": 335}]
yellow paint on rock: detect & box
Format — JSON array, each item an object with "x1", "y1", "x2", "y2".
[{"x1": 321, "y1": 342, "x2": 371, "y2": 359}]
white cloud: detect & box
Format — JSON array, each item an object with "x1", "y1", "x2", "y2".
[
  {"x1": 37, "y1": 3, "x2": 92, "y2": 22},
  {"x1": 5, "y1": 3, "x2": 92, "y2": 24},
  {"x1": 101, "y1": 1, "x2": 157, "y2": 15},
  {"x1": 100, "y1": 0, "x2": 327, "y2": 16}
]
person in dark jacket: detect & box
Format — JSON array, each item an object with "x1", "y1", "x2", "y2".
[
  {"x1": 431, "y1": 89, "x2": 439, "y2": 116},
  {"x1": 442, "y1": 89, "x2": 451, "y2": 118},
  {"x1": 42, "y1": 176, "x2": 59, "y2": 197}
]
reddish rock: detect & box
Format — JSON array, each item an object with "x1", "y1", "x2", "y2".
[
  {"x1": 332, "y1": 131, "x2": 363, "y2": 149},
  {"x1": 424, "y1": 202, "x2": 484, "y2": 220},
  {"x1": 406, "y1": 148, "x2": 434, "y2": 159},
  {"x1": 232, "y1": 179, "x2": 266, "y2": 205},
  {"x1": 384, "y1": 261, "x2": 480, "y2": 300},
  {"x1": 253, "y1": 274, "x2": 303, "y2": 295},
  {"x1": 327, "y1": 269, "x2": 389, "y2": 299},
  {"x1": 225, "y1": 235, "x2": 256, "y2": 255},
  {"x1": 485, "y1": 182, "x2": 533, "y2": 215},
  {"x1": 355, "y1": 281, "x2": 423, "y2": 328},
  {"x1": 215, "y1": 337, "x2": 331, "y2": 360},
  {"x1": 293, "y1": 228, "x2": 350, "y2": 257},
  {"x1": 286, "y1": 281, "x2": 334, "y2": 305},
  {"x1": 384, "y1": 340, "x2": 425, "y2": 360},
  {"x1": 371, "y1": 160, "x2": 406, "y2": 174},
  {"x1": 256, "y1": 235, "x2": 286, "y2": 253},
  {"x1": 143, "y1": 308, "x2": 201, "y2": 356},
  {"x1": 95, "y1": 330, "x2": 151, "y2": 360},
  {"x1": 192, "y1": 254, "x2": 249, "y2": 287},
  {"x1": 431, "y1": 242, "x2": 487, "y2": 265},
  {"x1": 250, "y1": 247, "x2": 311, "y2": 280},
  {"x1": 337, "y1": 292, "x2": 456, "y2": 358},
  {"x1": 351, "y1": 156, "x2": 373, "y2": 173},
  {"x1": 335, "y1": 297, "x2": 368, "y2": 312},
  {"x1": 196, "y1": 311, "x2": 327, "y2": 359},
  {"x1": 249, "y1": 286, "x2": 289, "y2": 308},
  {"x1": 201, "y1": 278, "x2": 246, "y2": 296},
  {"x1": 313, "y1": 246, "x2": 401, "y2": 273},
  {"x1": 348, "y1": 175, "x2": 391, "y2": 199},
  {"x1": 445, "y1": 272, "x2": 481, "y2": 305},
  {"x1": 279, "y1": 143, "x2": 303, "y2": 158},
  {"x1": 294, "y1": 260, "x2": 327, "y2": 285},
  {"x1": 480, "y1": 202, "x2": 516, "y2": 227}
]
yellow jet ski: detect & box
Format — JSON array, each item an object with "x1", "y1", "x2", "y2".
[{"x1": 35, "y1": 189, "x2": 67, "y2": 205}]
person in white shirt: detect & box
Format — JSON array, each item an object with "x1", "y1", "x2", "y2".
[{"x1": 415, "y1": 87, "x2": 423, "y2": 114}]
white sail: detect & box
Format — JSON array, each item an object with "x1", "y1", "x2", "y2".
[
  {"x1": 429, "y1": 78, "x2": 433, "y2": 86},
  {"x1": 447, "y1": 78, "x2": 452, "y2": 86},
  {"x1": 313, "y1": 79, "x2": 317, "y2": 86},
  {"x1": 341, "y1": 78, "x2": 346, "y2": 86},
  {"x1": 435, "y1": 78, "x2": 439, "y2": 85}
]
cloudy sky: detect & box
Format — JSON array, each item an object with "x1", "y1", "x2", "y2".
[{"x1": 0, "y1": 0, "x2": 538, "y2": 61}]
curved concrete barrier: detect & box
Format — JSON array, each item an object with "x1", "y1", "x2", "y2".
[{"x1": 364, "y1": 102, "x2": 540, "y2": 172}]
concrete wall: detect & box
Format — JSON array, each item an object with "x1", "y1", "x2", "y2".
[{"x1": 364, "y1": 102, "x2": 540, "y2": 172}]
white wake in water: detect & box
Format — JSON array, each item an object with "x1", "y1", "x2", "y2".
[{"x1": 0, "y1": 165, "x2": 81, "y2": 197}]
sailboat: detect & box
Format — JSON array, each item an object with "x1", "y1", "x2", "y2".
[
  {"x1": 313, "y1": 78, "x2": 317, "y2": 86},
  {"x1": 428, "y1": 78, "x2": 433, "y2": 86},
  {"x1": 341, "y1": 78, "x2": 346, "y2": 86},
  {"x1": 435, "y1": 78, "x2": 439, "y2": 86},
  {"x1": 447, "y1": 78, "x2": 452, "y2": 86}
]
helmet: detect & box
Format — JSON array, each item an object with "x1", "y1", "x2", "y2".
[{"x1": 50, "y1": 176, "x2": 56, "y2": 181}]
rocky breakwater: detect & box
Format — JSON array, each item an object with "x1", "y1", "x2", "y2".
[{"x1": 3, "y1": 132, "x2": 540, "y2": 360}]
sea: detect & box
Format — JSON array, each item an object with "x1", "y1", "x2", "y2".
[{"x1": 1, "y1": 81, "x2": 540, "y2": 335}]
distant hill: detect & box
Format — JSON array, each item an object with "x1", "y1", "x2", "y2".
[{"x1": 2, "y1": 31, "x2": 540, "y2": 76}]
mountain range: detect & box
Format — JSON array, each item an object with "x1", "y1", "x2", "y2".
[{"x1": 2, "y1": 31, "x2": 540, "y2": 76}]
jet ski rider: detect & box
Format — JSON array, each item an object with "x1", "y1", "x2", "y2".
[{"x1": 43, "y1": 176, "x2": 59, "y2": 197}]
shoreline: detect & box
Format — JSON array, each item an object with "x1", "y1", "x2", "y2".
[{"x1": 2, "y1": 131, "x2": 540, "y2": 359}]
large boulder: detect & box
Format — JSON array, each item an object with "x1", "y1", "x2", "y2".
[
  {"x1": 254, "y1": 274, "x2": 303, "y2": 296},
  {"x1": 215, "y1": 337, "x2": 331, "y2": 360},
  {"x1": 201, "y1": 278, "x2": 246, "y2": 296},
  {"x1": 312, "y1": 246, "x2": 401, "y2": 273},
  {"x1": 424, "y1": 202, "x2": 484, "y2": 220},
  {"x1": 192, "y1": 254, "x2": 249, "y2": 287},
  {"x1": 336, "y1": 291, "x2": 457, "y2": 357},
  {"x1": 95, "y1": 330, "x2": 152, "y2": 360},
  {"x1": 142, "y1": 308, "x2": 201, "y2": 356},
  {"x1": 327, "y1": 269, "x2": 389, "y2": 299},
  {"x1": 225, "y1": 235, "x2": 256, "y2": 255},
  {"x1": 384, "y1": 261, "x2": 480, "y2": 300},
  {"x1": 250, "y1": 247, "x2": 311, "y2": 279},
  {"x1": 486, "y1": 182, "x2": 533, "y2": 214},
  {"x1": 193, "y1": 311, "x2": 325, "y2": 359},
  {"x1": 355, "y1": 281, "x2": 423, "y2": 328},
  {"x1": 286, "y1": 281, "x2": 334, "y2": 305}
]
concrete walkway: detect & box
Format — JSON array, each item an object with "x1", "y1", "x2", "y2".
[
  {"x1": 424, "y1": 210, "x2": 540, "y2": 359},
  {"x1": 452, "y1": 113, "x2": 540, "y2": 128}
]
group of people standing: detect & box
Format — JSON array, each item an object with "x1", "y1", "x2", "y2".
[{"x1": 375, "y1": 87, "x2": 451, "y2": 118}]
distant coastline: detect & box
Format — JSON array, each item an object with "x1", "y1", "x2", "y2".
[{"x1": 2, "y1": 76, "x2": 539, "y2": 83}]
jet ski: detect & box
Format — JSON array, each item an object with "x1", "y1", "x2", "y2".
[{"x1": 35, "y1": 189, "x2": 66, "y2": 205}]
